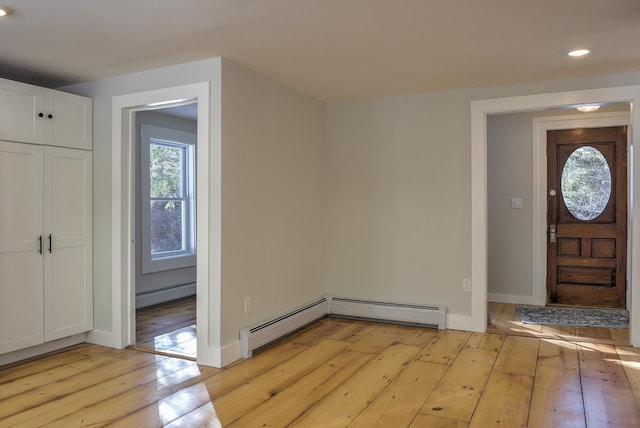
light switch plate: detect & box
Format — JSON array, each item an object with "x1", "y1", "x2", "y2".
[{"x1": 511, "y1": 198, "x2": 523, "y2": 209}]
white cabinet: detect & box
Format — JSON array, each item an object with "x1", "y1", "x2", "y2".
[
  {"x1": 0, "y1": 136, "x2": 92, "y2": 354},
  {"x1": 0, "y1": 78, "x2": 92, "y2": 150},
  {"x1": 0, "y1": 143, "x2": 44, "y2": 353},
  {"x1": 0, "y1": 78, "x2": 92, "y2": 356}
]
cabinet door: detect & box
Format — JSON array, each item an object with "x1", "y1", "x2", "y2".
[
  {"x1": 43, "y1": 90, "x2": 92, "y2": 150},
  {"x1": 43, "y1": 147, "x2": 92, "y2": 341},
  {"x1": 0, "y1": 142, "x2": 44, "y2": 353},
  {"x1": 0, "y1": 79, "x2": 44, "y2": 145}
]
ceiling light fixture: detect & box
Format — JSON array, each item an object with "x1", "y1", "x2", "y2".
[
  {"x1": 146, "y1": 98, "x2": 193, "y2": 107},
  {"x1": 577, "y1": 105, "x2": 600, "y2": 112},
  {"x1": 568, "y1": 49, "x2": 590, "y2": 57},
  {"x1": 0, "y1": 8, "x2": 8, "y2": 17}
]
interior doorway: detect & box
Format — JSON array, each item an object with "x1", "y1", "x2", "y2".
[
  {"x1": 132, "y1": 103, "x2": 198, "y2": 359},
  {"x1": 111, "y1": 81, "x2": 218, "y2": 367},
  {"x1": 486, "y1": 106, "x2": 632, "y2": 342}
]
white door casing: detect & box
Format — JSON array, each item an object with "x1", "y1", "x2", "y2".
[
  {"x1": 471, "y1": 86, "x2": 640, "y2": 347},
  {"x1": 110, "y1": 81, "x2": 227, "y2": 367}
]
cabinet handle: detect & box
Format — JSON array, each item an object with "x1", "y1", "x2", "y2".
[
  {"x1": 38, "y1": 235, "x2": 43, "y2": 254},
  {"x1": 47, "y1": 114, "x2": 53, "y2": 119},
  {"x1": 48, "y1": 234, "x2": 52, "y2": 253},
  {"x1": 38, "y1": 112, "x2": 44, "y2": 118}
]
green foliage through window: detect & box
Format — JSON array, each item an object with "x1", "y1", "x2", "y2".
[
  {"x1": 561, "y1": 146, "x2": 611, "y2": 221},
  {"x1": 150, "y1": 143, "x2": 183, "y2": 199},
  {"x1": 149, "y1": 140, "x2": 188, "y2": 255}
]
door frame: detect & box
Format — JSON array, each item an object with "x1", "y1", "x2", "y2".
[
  {"x1": 533, "y1": 112, "x2": 631, "y2": 307},
  {"x1": 111, "y1": 82, "x2": 226, "y2": 367},
  {"x1": 471, "y1": 85, "x2": 640, "y2": 347}
]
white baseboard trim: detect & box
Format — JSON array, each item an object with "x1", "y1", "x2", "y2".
[
  {"x1": 0, "y1": 334, "x2": 86, "y2": 367},
  {"x1": 85, "y1": 329, "x2": 115, "y2": 348},
  {"x1": 196, "y1": 340, "x2": 241, "y2": 368},
  {"x1": 220, "y1": 340, "x2": 241, "y2": 367},
  {"x1": 196, "y1": 343, "x2": 219, "y2": 367},
  {"x1": 446, "y1": 313, "x2": 485, "y2": 332},
  {"x1": 488, "y1": 293, "x2": 538, "y2": 305},
  {"x1": 136, "y1": 283, "x2": 196, "y2": 309}
]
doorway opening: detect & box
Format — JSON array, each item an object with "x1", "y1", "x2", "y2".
[
  {"x1": 132, "y1": 103, "x2": 198, "y2": 359},
  {"x1": 111, "y1": 81, "x2": 218, "y2": 367},
  {"x1": 486, "y1": 107, "x2": 631, "y2": 343},
  {"x1": 472, "y1": 89, "x2": 640, "y2": 346}
]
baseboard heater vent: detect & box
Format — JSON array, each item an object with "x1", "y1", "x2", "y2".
[
  {"x1": 135, "y1": 282, "x2": 196, "y2": 309},
  {"x1": 240, "y1": 297, "x2": 328, "y2": 358},
  {"x1": 328, "y1": 297, "x2": 446, "y2": 330}
]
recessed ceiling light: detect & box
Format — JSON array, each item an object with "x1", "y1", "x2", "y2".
[
  {"x1": 0, "y1": 8, "x2": 8, "y2": 17},
  {"x1": 568, "y1": 49, "x2": 590, "y2": 57},
  {"x1": 577, "y1": 105, "x2": 600, "y2": 112}
]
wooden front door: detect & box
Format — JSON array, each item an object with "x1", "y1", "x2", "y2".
[{"x1": 547, "y1": 126, "x2": 627, "y2": 308}]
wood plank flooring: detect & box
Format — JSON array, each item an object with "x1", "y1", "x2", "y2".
[
  {"x1": 135, "y1": 297, "x2": 197, "y2": 359},
  {"x1": 2, "y1": 315, "x2": 640, "y2": 427},
  {"x1": 488, "y1": 302, "x2": 630, "y2": 346}
]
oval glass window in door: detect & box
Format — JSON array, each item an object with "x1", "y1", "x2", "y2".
[{"x1": 561, "y1": 146, "x2": 611, "y2": 221}]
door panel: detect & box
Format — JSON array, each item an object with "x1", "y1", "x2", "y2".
[
  {"x1": 547, "y1": 127, "x2": 627, "y2": 307},
  {"x1": 0, "y1": 142, "x2": 44, "y2": 353},
  {"x1": 0, "y1": 79, "x2": 44, "y2": 145},
  {"x1": 43, "y1": 147, "x2": 93, "y2": 340},
  {"x1": 44, "y1": 89, "x2": 93, "y2": 150}
]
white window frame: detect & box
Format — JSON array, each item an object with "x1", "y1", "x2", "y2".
[{"x1": 140, "y1": 123, "x2": 196, "y2": 273}]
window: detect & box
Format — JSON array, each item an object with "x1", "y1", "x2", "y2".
[
  {"x1": 561, "y1": 146, "x2": 611, "y2": 221},
  {"x1": 140, "y1": 124, "x2": 196, "y2": 273}
]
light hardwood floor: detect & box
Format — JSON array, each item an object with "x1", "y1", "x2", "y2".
[
  {"x1": 488, "y1": 302, "x2": 630, "y2": 345},
  {"x1": 135, "y1": 297, "x2": 197, "y2": 359},
  {"x1": 133, "y1": 298, "x2": 630, "y2": 360},
  {"x1": 1, "y1": 315, "x2": 640, "y2": 427}
]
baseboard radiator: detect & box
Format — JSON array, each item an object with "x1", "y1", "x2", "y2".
[
  {"x1": 135, "y1": 282, "x2": 196, "y2": 309},
  {"x1": 328, "y1": 296, "x2": 446, "y2": 330},
  {"x1": 239, "y1": 295, "x2": 446, "y2": 358},
  {"x1": 240, "y1": 297, "x2": 329, "y2": 358}
]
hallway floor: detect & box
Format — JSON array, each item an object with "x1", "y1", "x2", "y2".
[
  {"x1": 488, "y1": 301, "x2": 629, "y2": 346},
  {"x1": 135, "y1": 296, "x2": 196, "y2": 359}
]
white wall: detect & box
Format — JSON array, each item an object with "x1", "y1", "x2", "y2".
[
  {"x1": 487, "y1": 112, "x2": 534, "y2": 300},
  {"x1": 220, "y1": 60, "x2": 325, "y2": 345},
  {"x1": 61, "y1": 58, "x2": 223, "y2": 334},
  {"x1": 325, "y1": 71, "x2": 640, "y2": 318},
  {"x1": 325, "y1": 94, "x2": 473, "y2": 315},
  {"x1": 58, "y1": 53, "x2": 640, "y2": 356},
  {"x1": 60, "y1": 57, "x2": 325, "y2": 355}
]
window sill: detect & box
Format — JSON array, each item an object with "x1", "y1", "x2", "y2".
[{"x1": 141, "y1": 253, "x2": 196, "y2": 274}]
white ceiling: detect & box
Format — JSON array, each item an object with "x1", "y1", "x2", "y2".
[
  {"x1": 159, "y1": 103, "x2": 198, "y2": 121},
  {"x1": 1, "y1": 0, "x2": 640, "y2": 101}
]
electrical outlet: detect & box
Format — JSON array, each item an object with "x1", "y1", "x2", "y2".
[
  {"x1": 244, "y1": 297, "x2": 251, "y2": 314},
  {"x1": 462, "y1": 278, "x2": 472, "y2": 292}
]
